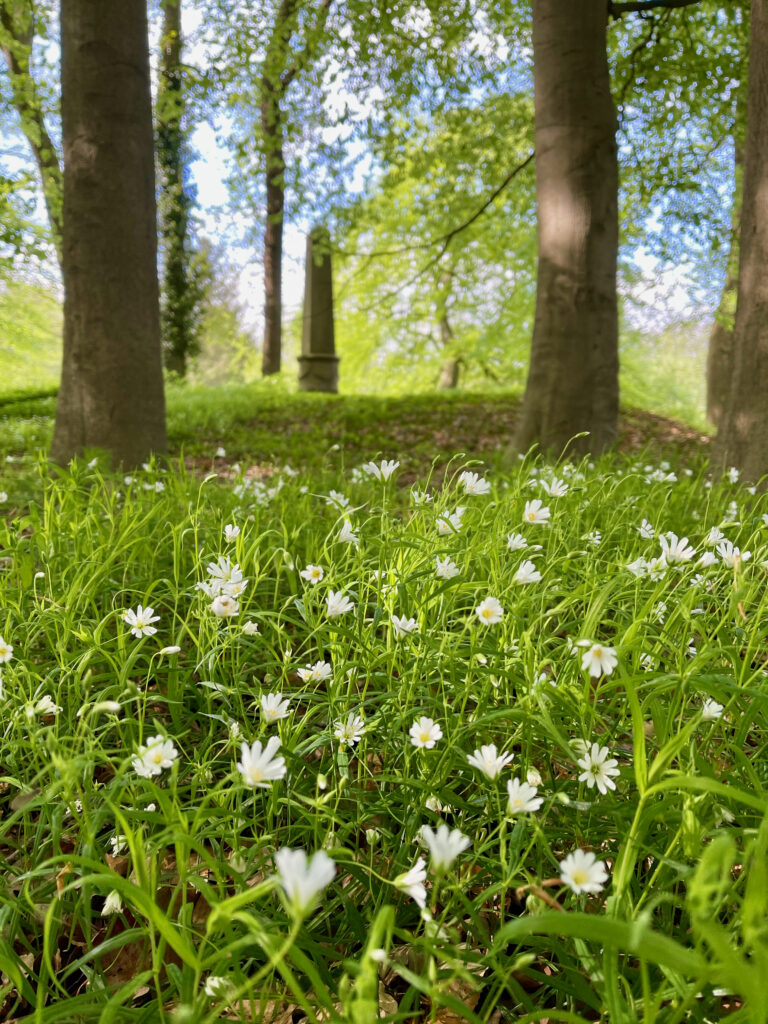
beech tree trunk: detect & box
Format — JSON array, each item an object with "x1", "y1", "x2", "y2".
[
  {"x1": 0, "y1": 0, "x2": 62, "y2": 260},
  {"x1": 713, "y1": 0, "x2": 768, "y2": 481},
  {"x1": 706, "y1": 89, "x2": 746, "y2": 427},
  {"x1": 51, "y1": 0, "x2": 166, "y2": 467},
  {"x1": 436, "y1": 273, "x2": 460, "y2": 389},
  {"x1": 513, "y1": 0, "x2": 619, "y2": 457},
  {"x1": 261, "y1": 84, "x2": 285, "y2": 376},
  {"x1": 158, "y1": 0, "x2": 197, "y2": 377}
]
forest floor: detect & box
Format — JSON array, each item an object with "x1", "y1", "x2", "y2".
[{"x1": 0, "y1": 387, "x2": 712, "y2": 493}]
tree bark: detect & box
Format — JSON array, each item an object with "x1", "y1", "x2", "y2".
[
  {"x1": 51, "y1": 0, "x2": 166, "y2": 467},
  {"x1": 0, "y1": 0, "x2": 62, "y2": 260},
  {"x1": 158, "y1": 0, "x2": 197, "y2": 377},
  {"x1": 713, "y1": 0, "x2": 768, "y2": 481},
  {"x1": 706, "y1": 84, "x2": 746, "y2": 427},
  {"x1": 513, "y1": 0, "x2": 619, "y2": 457},
  {"x1": 261, "y1": 82, "x2": 285, "y2": 376},
  {"x1": 436, "y1": 272, "x2": 461, "y2": 389}
]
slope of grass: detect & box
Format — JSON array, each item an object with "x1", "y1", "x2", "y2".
[{"x1": 0, "y1": 281, "x2": 62, "y2": 399}]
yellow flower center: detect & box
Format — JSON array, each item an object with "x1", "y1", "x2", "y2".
[
  {"x1": 419, "y1": 732, "x2": 431, "y2": 744},
  {"x1": 571, "y1": 869, "x2": 588, "y2": 886}
]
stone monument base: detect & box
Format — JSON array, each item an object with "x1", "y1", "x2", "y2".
[{"x1": 298, "y1": 353, "x2": 340, "y2": 393}]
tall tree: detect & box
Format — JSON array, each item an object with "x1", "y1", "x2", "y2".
[
  {"x1": 0, "y1": 0, "x2": 61, "y2": 260},
  {"x1": 713, "y1": 0, "x2": 768, "y2": 480},
  {"x1": 157, "y1": 0, "x2": 203, "y2": 376},
  {"x1": 259, "y1": 0, "x2": 331, "y2": 375},
  {"x1": 513, "y1": 0, "x2": 619, "y2": 457},
  {"x1": 51, "y1": 0, "x2": 166, "y2": 466}
]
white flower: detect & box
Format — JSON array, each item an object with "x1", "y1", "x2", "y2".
[
  {"x1": 506, "y1": 777, "x2": 543, "y2": 814},
  {"x1": 101, "y1": 890, "x2": 123, "y2": 916},
  {"x1": 626, "y1": 557, "x2": 648, "y2": 577},
  {"x1": 392, "y1": 614, "x2": 418, "y2": 638},
  {"x1": 0, "y1": 491, "x2": 7, "y2": 503},
  {"x1": 435, "y1": 556, "x2": 460, "y2": 579},
  {"x1": 586, "y1": 530, "x2": 602, "y2": 546},
  {"x1": 326, "y1": 590, "x2": 354, "y2": 617},
  {"x1": 638, "y1": 519, "x2": 655, "y2": 539},
  {"x1": 109, "y1": 834, "x2": 128, "y2": 856},
  {"x1": 297, "y1": 660, "x2": 332, "y2": 683},
  {"x1": 0, "y1": 636, "x2": 13, "y2": 663},
  {"x1": 467, "y1": 743, "x2": 512, "y2": 779},
  {"x1": 362, "y1": 459, "x2": 399, "y2": 481},
  {"x1": 421, "y1": 824, "x2": 471, "y2": 872},
  {"x1": 236, "y1": 736, "x2": 286, "y2": 787},
  {"x1": 224, "y1": 524, "x2": 240, "y2": 542},
  {"x1": 526, "y1": 767, "x2": 543, "y2": 787},
  {"x1": 337, "y1": 520, "x2": 359, "y2": 545},
  {"x1": 203, "y1": 975, "x2": 233, "y2": 1000},
  {"x1": 728, "y1": 466, "x2": 740, "y2": 483},
  {"x1": 393, "y1": 857, "x2": 427, "y2": 907},
  {"x1": 702, "y1": 698, "x2": 724, "y2": 721},
  {"x1": 560, "y1": 848, "x2": 609, "y2": 894},
  {"x1": 706, "y1": 527, "x2": 726, "y2": 546},
  {"x1": 514, "y1": 559, "x2": 541, "y2": 585},
  {"x1": 159, "y1": 645, "x2": 181, "y2": 656},
  {"x1": 542, "y1": 476, "x2": 568, "y2": 497},
  {"x1": 459, "y1": 470, "x2": 491, "y2": 495},
  {"x1": 576, "y1": 742, "x2": 620, "y2": 794},
  {"x1": 436, "y1": 506, "x2": 466, "y2": 535},
  {"x1": 523, "y1": 499, "x2": 550, "y2": 524},
  {"x1": 122, "y1": 605, "x2": 160, "y2": 638},
  {"x1": 35, "y1": 694, "x2": 62, "y2": 716},
  {"x1": 475, "y1": 596, "x2": 504, "y2": 626},
  {"x1": 243, "y1": 620, "x2": 260, "y2": 635},
  {"x1": 409, "y1": 716, "x2": 443, "y2": 749},
  {"x1": 215, "y1": 446, "x2": 227, "y2": 458},
  {"x1": 261, "y1": 692, "x2": 290, "y2": 723},
  {"x1": 274, "y1": 847, "x2": 336, "y2": 917},
  {"x1": 506, "y1": 532, "x2": 527, "y2": 551},
  {"x1": 132, "y1": 735, "x2": 178, "y2": 778},
  {"x1": 411, "y1": 488, "x2": 434, "y2": 504},
  {"x1": 578, "y1": 642, "x2": 618, "y2": 677},
  {"x1": 659, "y1": 532, "x2": 696, "y2": 563},
  {"x1": 300, "y1": 564, "x2": 324, "y2": 584},
  {"x1": 716, "y1": 540, "x2": 751, "y2": 567},
  {"x1": 211, "y1": 594, "x2": 239, "y2": 617},
  {"x1": 334, "y1": 712, "x2": 365, "y2": 746},
  {"x1": 646, "y1": 555, "x2": 668, "y2": 580},
  {"x1": 326, "y1": 490, "x2": 350, "y2": 510}
]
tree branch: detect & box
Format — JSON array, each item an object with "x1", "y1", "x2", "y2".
[{"x1": 609, "y1": 0, "x2": 701, "y2": 15}]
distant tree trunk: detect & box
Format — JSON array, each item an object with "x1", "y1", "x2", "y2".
[
  {"x1": 513, "y1": 0, "x2": 618, "y2": 457},
  {"x1": 261, "y1": 82, "x2": 285, "y2": 376},
  {"x1": 713, "y1": 0, "x2": 768, "y2": 480},
  {"x1": 706, "y1": 86, "x2": 747, "y2": 427},
  {"x1": 51, "y1": 0, "x2": 166, "y2": 467},
  {"x1": 158, "y1": 0, "x2": 201, "y2": 378},
  {"x1": 0, "y1": 0, "x2": 62, "y2": 261},
  {"x1": 436, "y1": 272, "x2": 461, "y2": 389}
]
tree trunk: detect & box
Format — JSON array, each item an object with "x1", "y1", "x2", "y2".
[
  {"x1": 261, "y1": 85, "x2": 285, "y2": 376},
  {"x1": 51, "y1": 0, "x2": 166, "y2": 467},
  {"x1": 513, "y1": 0, "x2": 618, "y2": 457},
  {"x1": 713, "y1": 0, "x2": 768, "y2": 481},
  {"x1": 0, "y1": 0, "x2": 62, "y2": 261},
  {"x1": 436, "y1": 273, "x2": 460, "y2": 389},
  {"x1": 706, "y1": 87, "x2": 747, "y2": 427},
  {"x1": 158, "y1": 0, "x2": 195, "y2": 378}
]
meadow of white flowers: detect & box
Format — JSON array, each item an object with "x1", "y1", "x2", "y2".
[{"x1": 0, "y1": 452, "x2": 766, "y2": 1021}]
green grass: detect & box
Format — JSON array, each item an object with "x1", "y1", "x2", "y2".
[
  {"x1": 0, "y1": 281, "x2": 62, "y2": 399},
  {"x1": 0, "y1": 442, "x2": 767, "y2": 1021}
]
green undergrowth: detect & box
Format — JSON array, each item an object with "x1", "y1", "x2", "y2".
[{"x1": 0, "y1": 446, "x2": 766, "y2": 1021}]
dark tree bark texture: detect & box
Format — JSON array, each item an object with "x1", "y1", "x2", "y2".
[
  {"x1": 51, "y1": 0, "x2": 166, "y2": 467},
  {"x1": 261, "y1": 81, "x2": 286, "y2": 376},
  {"x1": 713, "y1": 0, "x2": 768, "y2": 481},
  {"x1": 513, "y1": 0, "x2": 619, "y2": 457},
  {"x1": 158, "y1": 0, "x2": 198, "y2": 377}
]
